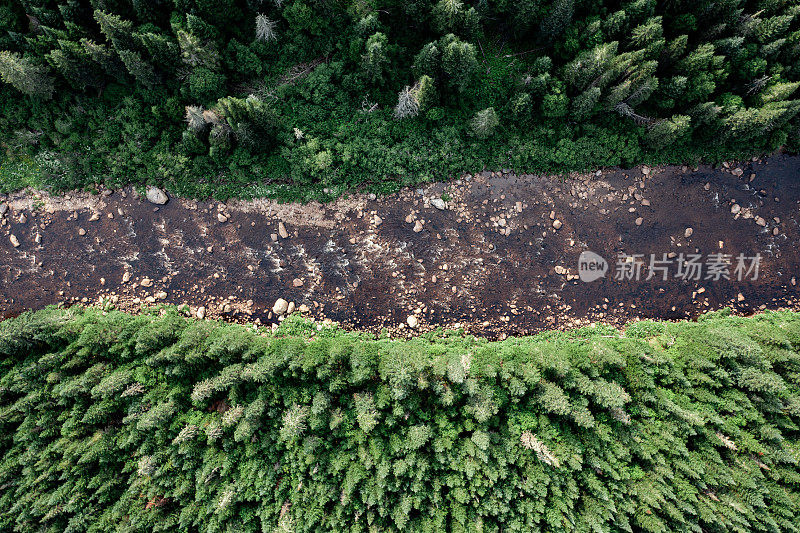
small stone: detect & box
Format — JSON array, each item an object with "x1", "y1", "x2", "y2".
[
  {"x1": 298, "y1": 304, "x2": 310, "y2": 313},
  {"x1": 684, "y1": 227, "x2": 693, "y2": 238},
  {"x1": 287, "y1": 302, "x2": 295, "y2": 314},
  {"x1": 554, "y1": 265, "x2": 566, "y2": 275},
  {"x1": 140, "y1": 278, "x2": 153, "y2": 287},
  {"x1": 737, "y1": 293, "x2": 745, "y2": 302},
  {"x1": 0, "y1": 203, "x2": 8, "y2": 216},
  {"x1": 635, "y1": 217, "x2": 643, "y2": 226},
  {"x1": 772, "y1": 227, "x2": 779, "y2": 236},
  {"x1": 19, "y1": 213, "x2": 27, "y2": 224},
  {"x1": 406, "y1": 315, "x2": 419, "y2": 328},
  {"x1": 552, "y1": 219, "x2": 562, "y2": 230},
  {"x1": 731, "y1": 168, "x2": 743, "y2": 177},
  {"x1": 641, "y1": 166, "x2": 650, "y2": 176},
  {"x1": 293, "y1": 278, "x2": 304, "y2": 287},
  {"x1": 278, "y1": 221, "x2": 289, "y2": 239},
  {"x1": 145, "y1": 186, "x2": 168, "y2": 205},
  {"x1": 755, "y1": 216, "x2": 767, "y2": 227},
  {"x1": 730, "y1": 204, "x2": 741, "y2": 214},
  {"x1": 272, "y1": 298, "x2": 289, "y2": 315},
  {"x1": 217, "y1": 212, "x2": 228, "y2": 223},
  {"x1": 196, "y1": 306, "x2": 206, "y2": 319},
  {"x1": 154, "y1": 291, "x2": 167, "y2": 300},
  {"x1": 122, "y1": 272, "x2": 131, "y2": 283},
  {"x1": 9, "y1": 234, "x2": 20, "y2": 247},
  {"x1": 373, "y1": 215, "x2": 382, "y2": 226},
  {"x1": 413, "y1": 220, "x2": 424, "y2": 233},
  {"x1": 703, "y1": 183, "x2": 710, "y2": 191},
  {"x1": 431, "y1": 198, "x2": 446, "y2": 210},
  {"x1": 78, "y1": 228, "x2": 86, "y2": 236}
]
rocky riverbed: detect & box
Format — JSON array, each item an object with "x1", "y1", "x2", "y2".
[{"x1": 1, "y1": 155, "x2": 799, "y2": 338}]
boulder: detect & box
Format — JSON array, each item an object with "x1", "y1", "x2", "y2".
[{"x1": 146, "y1": 186, "x2": 169, "y2": 205}]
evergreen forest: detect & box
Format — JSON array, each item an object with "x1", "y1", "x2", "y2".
[
  {"x1": 1, "y1": 1, "x2": 800, "y2": 199},
  {"x1": 0, "y1": 306, "x2": 799, "y2": 531}
]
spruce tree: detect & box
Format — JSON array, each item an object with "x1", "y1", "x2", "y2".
[
  {"x1": 471, "y1": 107, "x2": 499, "y2": 138},
  {"x1": 0, "y1": 50, "x2": 54, "y2": 98}
]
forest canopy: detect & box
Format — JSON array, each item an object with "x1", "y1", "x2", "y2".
[
  {"x1": 0, "y1": 306, "x2": 799, "y2": 531},
  {"x1": 1, "y1": 1, "x2": 800, "y2": 199}
]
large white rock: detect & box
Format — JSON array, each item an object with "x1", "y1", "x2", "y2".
[
  {"x1": 272, "y1": 298, "x2": 289, "y2": 315},
  {"x1": 146, "y1": 186, "x2": 169, "y2": 205}
]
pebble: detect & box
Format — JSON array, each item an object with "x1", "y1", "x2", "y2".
[
  {"x1": 0, "y1": 203, "x2": 8, "y2": 216},
  {"x1": 373, "y1": 215, "x2": 382, "y2": 226},
  {"x1": 217, "y1": 212, "x2": 228, "y2": 223},
  {"x1": 78, "y1": 228, "x2": 86, "y2": 236},
  {"x1": 9, "y1": 234, "x2": 20, "y2": 247},
  {"x1": 635, "y1": 217, "x2": 643, "y2": 226},
  {"x1": 196, "y1": 306, "x2": 206, "y2": 319},
  {"x1": 413, "y1": 220, "x2": 424, "y2": 232},
  {"x1": 278, "y1": 222, "x2": 289, "y2": 239},
  {"x1": 140, "y1": 278, "x2": 153, "y2": 287},
  {"x1": 730, "y1": 204, "x2": 741, "y2": 214},
  {"x1": 293, "y1": 278, "x2": 304, "y2": 287},
  {"x1": 431, "y1": 198, "x2": 446, "y2": 210},
  {"x1": 272, "y1": 298, "x2": 289, "y2": 315},
  {"x1": 406, "y1": 315, "x2": 419, "y2": 328},
  {"x1": 731, "y1": 168, "x2": 743, "y2": 177},
  {"x1": 684, "y1": 227, "x2": 693, "y2": 238},
  {"x1": 755, "y1": 216, "x2": 767, "y2": 227},
  {"x1": 552, "y1": 219, "x2": 562, "y2": 230}
]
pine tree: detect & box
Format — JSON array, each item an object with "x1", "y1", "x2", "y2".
[
  {"x1": 362, "y1": 32, "x2": 389, "y2": 84},
  {"x1": 93, "y1": 10, "x2": 136, "y2": 51},
  {"x1": 394, "y1": 84, "x2": 419, "y2": 119},
  {"x1": 571, "y1": 86, "x2": 601, "y2": 120},
  {"x1": 645, "y1": 114, "x2": 690, "y2": 150},
  {"x1": 540, "y1": 0, "x2": 574, "y2": 41},
  {"x1": 185, "y1": 105, "x2": 207, "y2": 132},
  {"x1": 413, "y1": 42, "x2": 440, "y2": 78},
  {"x1": 0, "y1": 51, "x2": 54, "y2": 99},
  {"x1": 80, "y1": 39, "x2": 127, "y2": 81},
  {"x1": 441, "y1": 34, "x2": 477, "y2": 92},
  {"x1": 47, "y1": 39, "x2": 105, "y2": 90},
  {"x1": 118, "y1": 49, "x2": 158, "y2": 88},
  {"x1": 255, "y1": 14, "x2": 278, "y2": 42},
  {"x1": 470, "y1": 107, "x2": 499, "y2": 138}
]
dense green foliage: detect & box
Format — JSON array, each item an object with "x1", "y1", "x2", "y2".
[
  {"x1": 1, "y1": 306, "x2": 800, "y2": 531},
  {"x1": 1, "y1": 1, "x2": 800, "y2": 199}
]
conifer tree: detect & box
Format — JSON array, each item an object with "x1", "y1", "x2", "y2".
[
  {"x1": 441, "y1": 34, "x2": 477, "y2": 92},
  {"x1": 471, "y1": 107, "x2": 499, "y2": 138},
  {"x1": 0, "y1": 50, "x2": 54, "y2": 98},
  {"x1": 362, "y1": 32, "x2": 389, "y2": 84}
]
